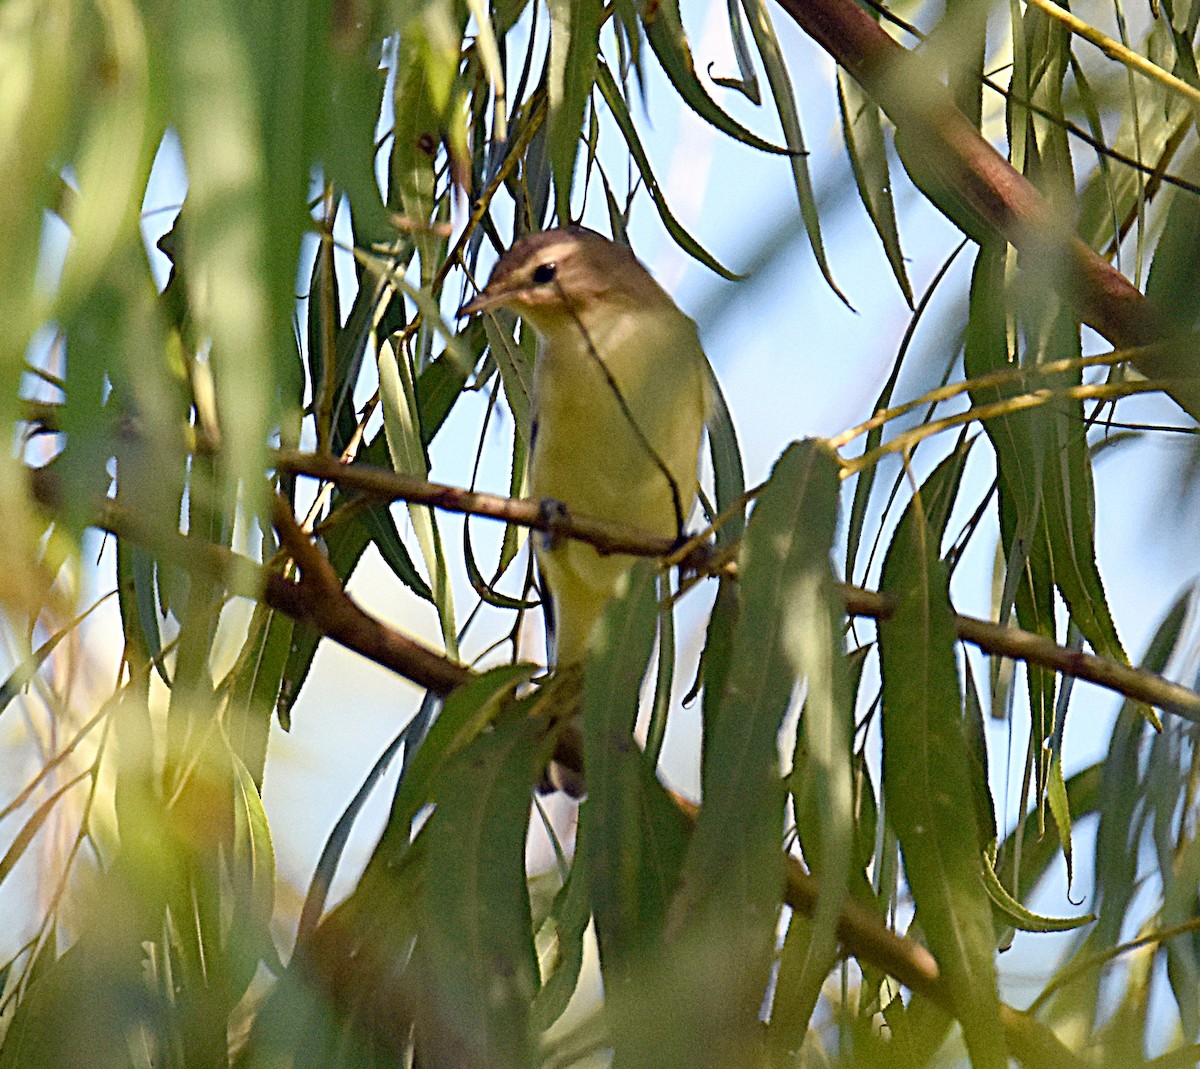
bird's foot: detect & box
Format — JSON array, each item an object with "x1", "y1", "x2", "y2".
[{"x1": 539, "y1": 498, "x2": 571, "y2": 551}]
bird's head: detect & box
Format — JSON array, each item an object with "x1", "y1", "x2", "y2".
[{"x1": 457, "y1": 227, "x2": 662, "y2": 333}]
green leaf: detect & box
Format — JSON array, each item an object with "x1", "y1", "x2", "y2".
[
  {"x1": 740, "y1": 0, "x2": 847, "y2": 304},
  {"x1": 370, "y1": 664, "x2": 537, "y2": 873},
  {"x1": 981, "y1": 845, "x2": 1094, "y2": 933},
  {"x1": 378, "y1": 334, "x2": 458, "y2": 656},
  {"x1": 1094, "y1": 592, "x2": 1190, "y2": 949},
  {"x1": 596, "y1": 62, "x2": 744, "y2": 281},
  {"x1": 579, "y1": 564, "x2": 694, "y2": 1066},
  {"x1": 167, "y1": 0, "x2": 281, "y2": 528},
  {"x1": 704, "y1": 362, "x2": 746, "y2": 547},
  {"x1": 638, "y1": 0, "x2": 791, "y2": 156},
  {"x1": 227, "y1": 756, "x2": 279, "y2": 992},
  {"x1": 837, "y1": 70, "x2": 912, "y2": 306},
  {"x1": 674, "y1": 442, "x2": 847, "y2": 1065},
  {"x1": 712, "y1": 0, "x2": 760, "y2": 104},
  {"x1": 1038, "y1": 311, "x2": 1127, "y2": 668},
  {"x1": 879, "y1": 470, "x2": 1007, "y2": 1069},
  {"x1": 224, "y1": 605, "x2": 293, "y2": 782},
  {"x1": 418, "y1": 712, "x2": 548, "y2": 1069},
  {"x1": 530, "y1": 830, "x2": 592, "y2": 1032},
  {"x1": 547, "y1": 0, "x2": 601, "y2": 219}
]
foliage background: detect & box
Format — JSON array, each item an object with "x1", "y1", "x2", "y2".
[{"x1": 3, "y1": 0, "x2": 1200, "y2": 1066}]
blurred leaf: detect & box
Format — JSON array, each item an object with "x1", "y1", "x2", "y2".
[
  {"x1": 1147, "y1": 154, "x2": 1200, "y2": 335},
  {"x1": 0, "y1": 593, "x2": 112, "y2": 717},
  {"x1": 417, "y1": 711, "x2": 548, "y2": 1069},
  {"x1": 547, "y1": 0, "x2": 601, "y2": 219},
  {"x1": 579, "y1": 564, "x2": 693, "y2": 1066},
  {"x1": 167, "y1": 0, "x2": 282, "y2": 526},
  {"x1": 225, "y1": 606, "x2": 293, "y2": 782},
  {"x1": 879, "y1": 462, "x2": 1007, "y2": 1069},
  {"x1": 227, "y1": 756, "x2": 279, "y2": 992},
  {"x1": 677, "y1": 443, "x2": 847, "y2": 1066},
  {"x1": 530, "y1": 832, "x2": 591, "y2": 1032},
  {"x1": 378, "y1": 334, "x2": 458, "y2": 655},
  {"x1": 582, "y1": 564, "x2": 686, "y2": 956},
  {"x1": 1076, "y1": 86, "x2": 1188, "y2": 255},
  {"x1": 1162, "y1": 825, "x2": 1200, "y2": 1037}
]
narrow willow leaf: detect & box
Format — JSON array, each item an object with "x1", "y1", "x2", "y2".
[
  {"x1": 596, "y1": 63, "x2": 743, "y2": 281},
  {"x1": 582, "y1": 564, "x2": 683, "y2": 958},
  {"x1": 419, "y1": 712, "x2": 547, "y2": 1069},
  {"x1": 712, "y1": 0, "x2": 760, "y2": 103},
  {"x1": 323, "y1": 30, "x2": 391, "y2": 246},
  {"x1": 643, "y1": 571, "x2": 676, "y2": 769},
  {"x1": 297, "y1": 725, "x2": 410, "y2": 944},
  {"x1": 965, "y1": 241, "x2": 1056, "y2": 777},
  {"x1": 224, "y1": 604, "x2": 293, "y2": 782},
  {"x1": 378, "y1": 334, "x2": 458, "y2": 656},
  {"x1": 1076, "y1": 88, "x2": 1188, "y2": 254},
  {"x1": 638, "y1": 0, "x2": 791, "y2": 155},
  {"x1": 1039, "y1": 312, "x2": 1127, "y2": 669},
  {"x1": 1162, "y1": 827, "x2": 1200, "y2": 1037},
  {"x1": 367, "y1": 665, "x2": 536, "y2": 876},
  {"x1": 228, "y1": 756, "x2": 279, "y2": 992},
  {"x1": 417, "y1": 338, "x2": 476, "y2": 445},
  {"x1": 391, "y1": 25, "x2": 458, "y2": 275},
  {"x1": 169, "y1": 0, "x2": 280, "y2": 527},
  {"x1": 530, "y1": 829, "x2": 592, "y2": 1032},
  {"x1": 55, "y1": 0, "x2": 152, "y2": 311},
  {"x1": 844, "y1": 240, "x2": 967, "y2": 582},
  {"x1": 1046, "y1": 745, "x2": 1075, "y2": 888},
  {"x1": 463, "y1": 518, "x2": 533, "y2": 609},
  {"x1": 879, "y1": 479, "x2": 1007, "y2": 1069},
  {"x1": 0, "y1": 771, "x2": 89, "y2": 887},
  {"x1": 547, "y1": 0, "x2": 601, "y2": 218},
  {"x1": 483, "y1": 312, "x2": 535, "y2": 443},
  {"x1": 740, "y1": 0, "x2": 847, "y2": 304},
  {"x1": 704, "y1": 362, "x2": 746, "y2": 547},
  {"x1": 837, "y1": 70, "x2": 912, "y2": 305},
  {"x1": 981, "y1": 846, "x2": 1094, "y2": 933},
  {"x1": 580, "y1": 564, "x2": 694, "y2": 1068},
  {"x1": 0, "y1": 593, "x2": 112, "y2": 717},
  {"x1": 1147, "y1": 157, "x2": 1200, "y2": 334},
  {"x1": 962, "y1": 655, "x2": 998, "y2": 846},
  {"x1": 676, "y1": 442, "x2": 846, "y2": 1065}
]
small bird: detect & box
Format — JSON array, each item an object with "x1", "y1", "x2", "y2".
[{"x1": 459, "y1": 227, "x2": 711, "y2": 672}]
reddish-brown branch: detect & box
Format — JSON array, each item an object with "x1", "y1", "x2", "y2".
[{"x1": 771, "y1": 0, "x2": 1200, "y2": 418}]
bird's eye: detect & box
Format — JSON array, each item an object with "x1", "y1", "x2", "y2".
[{"x1": 532, "y1": 262, "x2": 557, "y2": 285}]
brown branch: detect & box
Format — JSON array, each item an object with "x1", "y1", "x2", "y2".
[
  {"x1": 275, "y1": 448, "x2": 686, "y2": 561},
  {"x1": 771, "y1": 0, "x2": 1200, "y2": 420},
  {"x1": 841, "y1": 584, "x2": 1200, "y2": 723},
  {"x1": 23, "y1": 470, "x2": 1110, "y2": 1062},
  {"x1": 273, "y1": 451, "x2": 1200, "y2": 723}
]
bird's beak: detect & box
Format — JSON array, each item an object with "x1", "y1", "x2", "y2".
[{"x1": 456, "y1": 290, "x2": 496, "y2": 318}]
